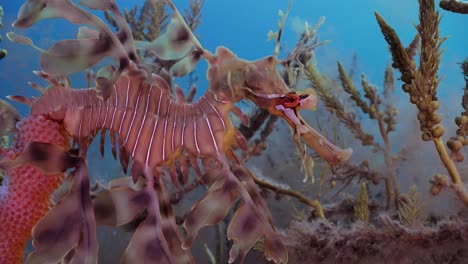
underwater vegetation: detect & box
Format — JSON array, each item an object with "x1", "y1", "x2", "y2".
[
  {"x1": 0, "y1": 5, "x2": 7, "y2": 60},
  {"x1": 0, "y1": 0, "x2": 466, "y2": 263},
  {"x1": 0, "y1": 99, "x2": 20, "y2": 186},
  {"x1": 282, "y1": 0, "x2": 468, "y2": 263},
  {"x1": 0, "y1": 99, "x2": 21, "y2": 137},
  {"x1": 0, "y1": 0, "x2": 347, "y2": 263}
]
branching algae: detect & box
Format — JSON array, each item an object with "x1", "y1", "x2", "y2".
[{"x1": 280, "y1": 0, "x2": 468, "y2": 263}]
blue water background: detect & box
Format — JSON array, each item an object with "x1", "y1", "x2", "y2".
[{"x1": 1, "y1": 0, "x2": 466, "y2": 117}]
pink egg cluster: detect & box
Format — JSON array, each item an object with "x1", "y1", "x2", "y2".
[{"x1": 0, "y1": 115, "x2": 68, "y2": 264}]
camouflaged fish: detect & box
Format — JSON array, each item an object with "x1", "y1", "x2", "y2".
[{"x1": 1, "y1": 0, "x2": 352, "y2": 263}]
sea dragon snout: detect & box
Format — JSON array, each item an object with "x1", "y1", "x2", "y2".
[
  {"x1": 237, "y1": 53, "x2": 353, "y2": 166},
  {"x1": 252, "y1": 89, "x2": 352, "y2": 166}
]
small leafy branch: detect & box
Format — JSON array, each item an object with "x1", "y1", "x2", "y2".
[
  {"x1": 305, "y1": 56, "x2": 403, "y2": 209},
  {"x1": 397, "y1": 186, "x2": 422, "y2": 226},
  {"x1": 354, "y1": 182, "x2": 369, "y2": 222}
]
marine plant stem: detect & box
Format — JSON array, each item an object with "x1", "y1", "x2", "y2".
[
  {"x1": 251, "y1": 173, "x2": 325, "y2": 218},
  {"x1": 433, "y1": 137, "x2": 462, "y2": 185},
  {"x1": 216, "y1": 223, "x2": 223, "y2": 264},
  {"x1": 377, "y1": 115, "x2": 399, "y2": 209}
]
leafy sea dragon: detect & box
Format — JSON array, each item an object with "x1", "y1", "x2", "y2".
[{"x1": 0, "y1": 0, "x2": 352, "y2": 263}]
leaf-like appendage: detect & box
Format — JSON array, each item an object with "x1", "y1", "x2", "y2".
[
  {"x1": 79, "y1": 0, "x2": 115, "y2": 10},
  {"x1": 233, "y1": 166, "x2": 288, "y2": 264},
  {"x1": 79, "y1": 0, "x2": 138, "y2": 61},
  {"x1": 122, "y1": 179, "x2": 174, "y2": 264},
  {"x1": 14, "y1": 0, "x2": 109, "y2": 33},
  {"x1": 182, "y1": 163, "x2": 288, "y2": 264},
  {"x1": 14, "y1": 0, "x2": 72, "y2": 28},
  {"x1": 92, "y1": 187, "x2": 149, "y2": 227},
  {"x1": 183, "y1": 177, "x2": 238, "y2": 249},
  {"x1": 40, "y1": 38, "x2": 109, "y2": 77},
  {"x1": 77, "y1": 26, "x2": 99, "y2": 40},
  {"x1": 227, "y1": 199, "x2": 288, "y2": 264},
  {"x1": 155, "y1": 177, "x2": 195, "y2": 264},
  {"x1": 25, "y1": 190, "x2": 82, "y2": 263},
  {"x1": 122, "y1": 216, "x2": 174, "y2": 264},
  {"x1": 169, "y1": 48, "x2": 202, "y2": 77},
  {"x1": 0, "y1": 142, "x2": 80, "y2": 175},
  {"x1": 13, "y1": 0, "x2": 134, "y2": 92},
  {"x1": 26, "y1": 160, "x2": 98, "y2": 264},
  {"x1": 136, "y1": 13, "x2": 194, "y2": 61},
  {"x1": 227, "y1": 202, "x2": 266, "y2": 263},
  {"x1": 6, "y1": 32, "x2": 34, "y2": 47}
]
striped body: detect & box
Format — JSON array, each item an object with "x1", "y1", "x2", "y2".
[{"x1": 32, "y1": 73, "x2": 236, "y2": 179}]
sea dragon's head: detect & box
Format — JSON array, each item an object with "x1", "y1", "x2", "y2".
[{"x1": 206, "y1": 47, "x2": 352, "y2": 166}]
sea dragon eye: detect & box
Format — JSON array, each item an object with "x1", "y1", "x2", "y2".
[{"x1": 280, "y1": 92, "x2": 300, "y2": 108}]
